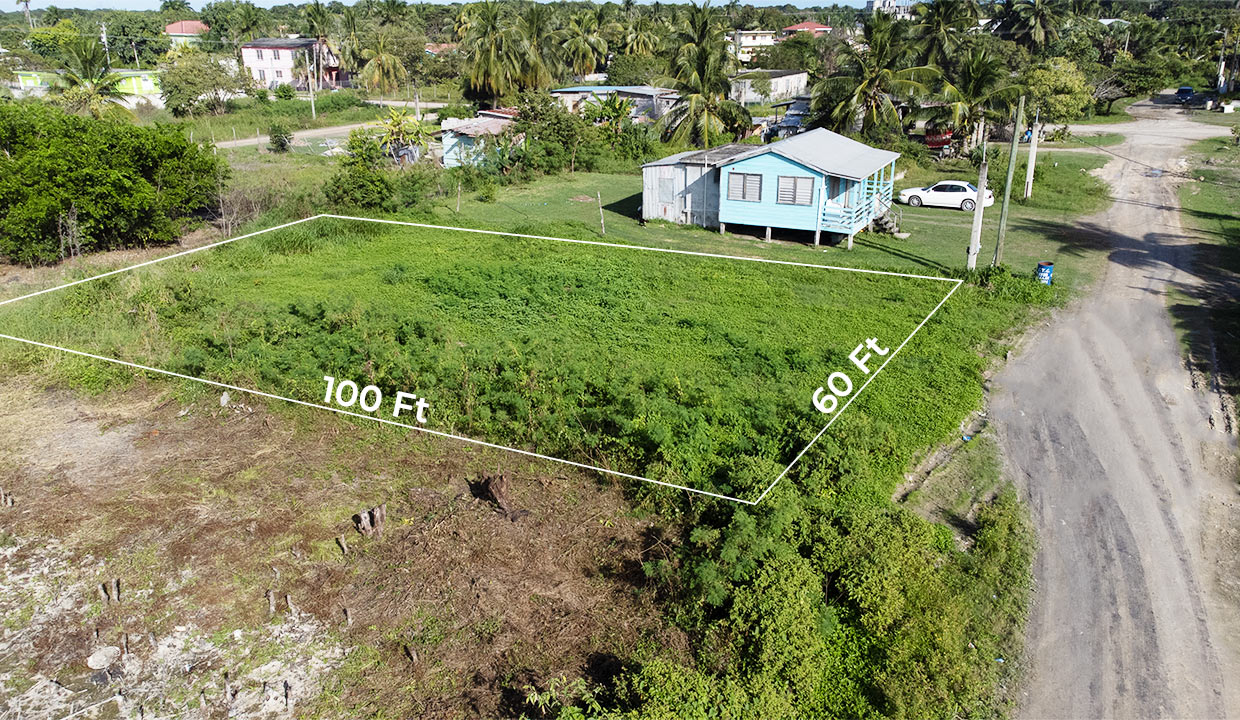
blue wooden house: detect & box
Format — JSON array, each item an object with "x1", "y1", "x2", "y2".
[{"x1": 641, "y1": 128, "x2": 899, "y2": 247}]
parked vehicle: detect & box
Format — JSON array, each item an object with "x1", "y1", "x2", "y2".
[
  {"x1": 899, "y1": 181, "x2": 995, "y2": 211},
  {"x1": 1175, "y1": 86, "x2": 1194, "y2": 104}
]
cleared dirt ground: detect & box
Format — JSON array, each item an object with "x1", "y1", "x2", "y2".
[
  {"x1": 992, "y1": 98, "x2": 1240, "y2": 718},
  {"x1": 0, "y1": 375, "x2": 682, "y2": 718}
]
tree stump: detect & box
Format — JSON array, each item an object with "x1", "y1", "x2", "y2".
[{"x1": 484, "y1": 473, "x2": 530, "y2": 521}]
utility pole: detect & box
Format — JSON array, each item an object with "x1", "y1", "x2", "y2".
[
  {"x1": 1024, "y1": 108, "x2": 1040, "y2": 200},
  {"x1": 967, "y1": 130, "x2": 988, "y2": 270},
  {"x1": 993, "y1": 95, "x2": 1024, "y2": 268},
  {"x1": 304, "y1": 49, "x2": 317, "y2": 120}
]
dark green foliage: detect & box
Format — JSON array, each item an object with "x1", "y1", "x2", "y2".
[
  {"x1": 0, "y1": 102, "x2": 225, "y2": 265},
  {"x1": 267, "y1": 122, "x2": 293, "y2": 152},
  {"x1": 435, "y1": 103, "x2": 477, "y2": 121},
  {"x1": 512, "y1": 90, "x2": 603, "y2": 174},
  {"x1": 274, "y1": 83, "x2": 296, "y2": 100},
  {"x1": 606, "y1": 53, "x2": 667, "y2": 86},
  {"x1": 324, "y1": 130, "x2": 394, "y2": 209},
  {"x1": 160, "y1": 51, "x2": 251, "y2": 117}
]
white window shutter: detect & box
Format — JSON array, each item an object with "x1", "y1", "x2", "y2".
[
  {"x1": 795, "y1": 178, "x2": 813, "y2": 205},
  {"x1": 745, "y1": 174, "x2": 761, "y2": 201}
]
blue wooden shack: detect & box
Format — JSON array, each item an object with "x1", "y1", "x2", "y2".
[{"x1": 716, "y1": 128, "x2": 899, "y2": 247}]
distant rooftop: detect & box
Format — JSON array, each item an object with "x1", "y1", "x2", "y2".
[
  {"x1": 642, "y1": 144, "x2": 753, "y2": 168},
  {"x1": 165, "y1": 19, "x2": 208, "y2": 35},
  {"x1": 733, "y1": 69, "x2": 808, "y2": 80},
  {"x1": 552, "y1": 85, "x2": 676, "y2": 96},
  {"x1": 783, "y1": 20, "x2": 831, "y2": 32},
  {"x1": 241, "y1": 37, "x2": 318, "y2": 49}
]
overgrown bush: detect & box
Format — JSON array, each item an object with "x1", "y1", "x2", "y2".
[
  {"x1": 0, "y1": 102, "x2": 225, "y2": 264},
  {"x1": 274, "y1": 83, "x2": 296, "y2": 101},
  {"x1": 267, "y1": 123, "x2": 293, "y2": 153},
  {"x1": 324, "y1": 130, "x2": 394, "y2": 210}
]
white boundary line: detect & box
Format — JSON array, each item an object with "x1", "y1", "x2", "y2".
[{"x1": 0, "y1": 214, "x2": 961, "y2": 505}]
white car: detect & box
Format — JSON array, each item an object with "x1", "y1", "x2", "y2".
[{"x1": 899, "y1": 181, "x2": 995, "y2": 211}]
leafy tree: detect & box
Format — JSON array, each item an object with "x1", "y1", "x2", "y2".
[
  {"x1": 606, "y1": 53, "x2": 666, "y2": 86},
  {"x1": 812, "y1": 12, "x2": 938, "y2": 134},
  {"x1": 160, "y1": 0, "x2": 193, "y2": 14},
  {"x1": 375, "y1": 107, "x2": 432, "y2": 162},
  {"x1": 324, "y1": 129, "x2": 394, "y2": 209},
  {"x1": 0, "y1": 103, "x2": 225, "y2": 264},
  {"x1": 160, "y1": 49, "x2": 250, "y2": 116},
  {"x1": 750, "y1": 31, "x2": 815, "y2": 71},
  {"x1": 512, "y1": 89, "x2": 598, "y2": 173},
  {"x1": 274, "y1": 82, "x2": 295, "y2": 100},
  {"x1": 24, "y1": 19, "x2": 79, "y2": 62},
  {"x1": 1022, "y1": 56, "x2": 1092, "y2": 123}
]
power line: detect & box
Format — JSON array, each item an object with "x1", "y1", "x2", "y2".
[{"x1": 1069, "y1": 129, "x2": 1240, "y2": 190}]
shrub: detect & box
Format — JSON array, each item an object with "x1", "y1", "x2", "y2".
[
  {"x1": 436, "y1": 103, "x2": 476, "y2": 121},
  {"x1": 324, "y1": 130, "x2": 394, "y2": 210},
  {"x1": 252, "y1": 88, "x2": 269, "y2": 103},
  {"x1": 312, "y1": 89, "x2": 366, "y2": 113},
  {"x1": 274, "y1": 83, "x2": 296, "y2": 101},
  {"x1": 267, "y1": 123, "x2": 293, "y2": 153},
  {"x1": 0, "y1": 103, "x2": 225, "y2": 264}
]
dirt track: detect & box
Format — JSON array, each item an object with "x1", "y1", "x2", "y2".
[{"x1": 991, "y1": 99, "x2": 1240, "y2": 718}]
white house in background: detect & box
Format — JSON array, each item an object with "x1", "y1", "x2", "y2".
[
  {"x1": 550, "y1": 85, "x2": 679, "y2": 121},
  {"x1": 866, "y1": 0, "x2": 915, "y2": 20},
  {"x1": 240, "y1": 37, "x2": 343, "y2": 89},
  {"x1": 730, "y1": 29, "x2": 777, "y2": 63},
  {"x1": 730, "y1": 69, "x2": 809, "y2": 104}
]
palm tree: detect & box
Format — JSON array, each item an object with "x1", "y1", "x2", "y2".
[
  {"x1": 16, "y1": 0, "x2": 31, "y2": 29},
  {"x1": 811, "y1": 13, "x2": 938, "y2": 133},
  {"x1": 336, "y1": 6, "x2": 366, "y2": 74},
  {"x1": 913, "y1": 0, "x2": 979, "y2": 68},
  {"x1": 231, "y1": 3, "x2": 268, "y2": 43},
  {"x1": 453, "y1": 5, "x2": 473, "y2": 41},
  {"x1": 621, "y1": 16, "x2": 660, "y2": 56},
  {"x1": 375, "y1": 0, "x2": 407, "y2": 28},
  {"x1": 1002, "y1": 0, "x2": 1068, "y2": 51},
  {"x1": 461, "y1": 0, "x2": 516, "y2": 104},
  {"x1": 508, "y1": 3, "x2": 562, "y2": 90},
  {"x1": 563, "y1": 11, "x2": 609, "y2": 76},
  {"x1": 359, "y1": 33, "x2": 408, "y2": 93},
  {"x1": 1067, "y1": 0, "x2": 1100, "y2": 18},
  {"x1": 659, "y1": 2, "x2": 748, "y2": 148},
  {"x1": 55, "y1": 38, "x2": 133, "y2": 120},
  {"x1": 934, "y1": 47, "x2": 1021, "y2": 149},
  {"x1": 303, "y1": 0, "x2": 334, "y2": 88},
  {"x1": 160, "y1": 0, "x2": 192, "y2": 13}
]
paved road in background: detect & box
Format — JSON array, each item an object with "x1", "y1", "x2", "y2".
[
  {"x1": 214, "y1": 101, "x2": 446, "y2": 149},
  {"x1": 991, "y1": 98, "x2": 1240, "y2": 718}
]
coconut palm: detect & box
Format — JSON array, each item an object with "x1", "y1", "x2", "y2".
[
  {"x1": 375, "y1": 0, "x2": 407, "y2": 27},
  {"x1": 335, "y1": 7, "x2": 366, "y2": 74},
  {"x1": 1002, "y1": 0, "x2": 1068, "y2": 50},
  {"x1": 933, "y1": 47, "x2": 1021, "y2": 149},
  {"x1": 563, "y1": 11, "x2": 609, "y2": 76},
  {"x1": 16, "y1": 0, "x2": 31, "y2": 29},
  {"x1": 812, "y1": 12, "x2": 938, "y2": 133},
  {"x1": 230, "y1": 3, "x2": 268, "y2": 44},
  {"x1": 913, "y1": 0, "x2": 979, "y2": 68},
  {"x1": 453, "y1": 5, "x2": 473, "y2": 40},
  {"x1": 160, "y1": 0, "x2": 192, "y2": 13},
  {"x1": 659, "y1": 2, "x2": 747, "y2": 148},
  {"x1": 621, "y1": 16, "x2": 660, "y2": 56},
  {"x1": 359, "y1": 33, "x2": 408, "y2": 94},
  {"x1": 461, "y1": 0, "x2": 516, "y2": 104},
  {"x1": 303, "y1": 0, "x2": 334, "y2": 88},
  {"x1": 507, "y1": 2, "x2": 561, "y2": 90},
  {"x1": 55, "y1": 38, "x2": 134, "y2": 120}
]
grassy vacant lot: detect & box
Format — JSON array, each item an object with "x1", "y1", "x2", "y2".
[
  {"x1": 0, "y1": 218, "x2": 951, "y2": 501},
  {"x1": 1070, "y1": 96, "x2": 1141, "y2": 125},
  {"x1": 140, "y1": 95, "x2": 388, "y2": 144},
  {"x1": 1176, "y1": 136, "x2": 1240, "y2": 399}
]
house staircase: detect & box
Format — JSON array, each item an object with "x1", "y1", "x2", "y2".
[{"x1": 869, "y1": 198, "x2": 903, "y2": 235}]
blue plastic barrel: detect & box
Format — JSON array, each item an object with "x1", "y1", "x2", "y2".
[{"x1": 1036, "y1": 261, "x2": 1054, "y2": 285}]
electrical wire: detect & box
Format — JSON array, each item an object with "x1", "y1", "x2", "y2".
[{"x1": 1068, "y1": 127, "x2": 1240, "y2": 190}]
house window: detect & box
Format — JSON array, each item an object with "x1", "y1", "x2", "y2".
[
  {"x1": 273, "y1": 49, "x2": 280, "y2": 60},
  {"x1": 256, "y1": 49, "x2": 263, "y2": 60},
  {"x1": 258, "y1": 69, "x2": 266, "y2": 82},
  {"x1": 727, "y1": 172, "x2": 762, "y2": 202},
  {"x1": 777, "y1": 176, "x2": 814, "y2": 205},
  {"x1": 275, "y1": 70, "x2": 283, "y2": 79}
]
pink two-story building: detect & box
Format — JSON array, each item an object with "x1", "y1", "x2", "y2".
[{"x1": 240, "y1": 37, "x2": 343, "y2": 89}]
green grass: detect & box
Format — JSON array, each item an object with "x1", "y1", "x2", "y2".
[
  {"x1": 1051, "y1": 132, "x2": 1125, "y2": 148},
  {"x1": 1071, "y1": 96, "x2": 1141, "y2": 125},
  {"x1": 0, "y1": 217, "x2": 958, "y2": 501},
  {"x1": 140, "y1": 97, "x2": 388, "y2": 145},
  {"x1": 1175, "y1": 137, "x2": 1240, "y2": 399}
]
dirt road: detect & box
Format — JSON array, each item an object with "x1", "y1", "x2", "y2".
[{"x1": 991, "y1": 99, "x2": 1240, "y2": 718}]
